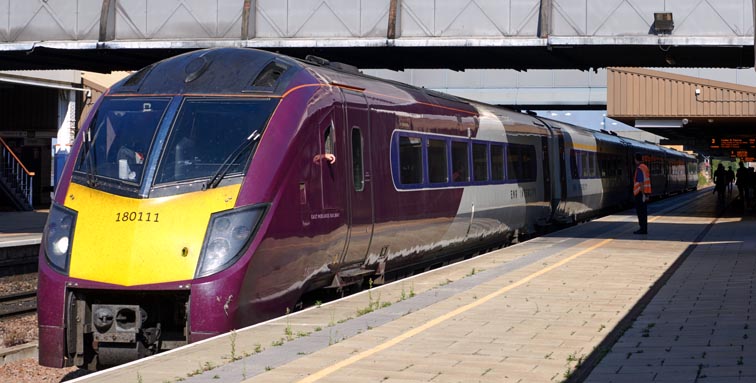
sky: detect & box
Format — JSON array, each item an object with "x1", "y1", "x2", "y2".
[{"x1": 533, "y1": 110, "x2": 636, "y2": 131}]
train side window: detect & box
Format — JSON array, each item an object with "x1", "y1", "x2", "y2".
[
  {"x1": 521, "y1": 146, "x2": 536, "y2": 181},
  {"x1": 507, "y1": 145, "x2": 521, "y2": 180},
  {"x1": 570, "y1": 150, "x2": 579, "y2": 179},
  {"x1": 399, "y1": 135, "x2": 423, "y2": 185},
  {"x1": 580, "y1": 152, "x2": 588, "y2": 178},
  {"x1": 491, "y1": 145, "x2": 504, "y2": 181},
  {"x1": 451, "y1": 141, "x2": 469, "y2": 182},
  {"x1": 324, "y1": 124, "x2": 335, "y2": 156},
  {"x1": 472, "y1": 143, "x2": 488, "y2": 182},
  {"x1": 427, "y1": 138, "x2": 448, "y2": 184},
  {"x1": 352, "y1": 128, "x2": 364, "y2": 191}
]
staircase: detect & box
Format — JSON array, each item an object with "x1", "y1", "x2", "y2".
[{"x1": 0, "y1": 137, "x2": 34, "y2": 211}]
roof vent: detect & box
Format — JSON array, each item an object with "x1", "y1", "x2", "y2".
[
  {"x1": 305, "y1": 55, "x2": 359, "y2": 74},
  {"x1": 185, "y1": 55, "x2": 210, "y2": 83},
  {"x1": 122, "y1": 64, "x2": 155, "y2": 89},
  {"x1": 252, "y1": 61, "x2": 288, "y2": 88},
  {"x1": 305, "y1": 55, "x2": 330, "y2": 66}
]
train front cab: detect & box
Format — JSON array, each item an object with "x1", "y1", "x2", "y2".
[{"x1": 37, "y1": 49, "x2": 313, "y2": 369}]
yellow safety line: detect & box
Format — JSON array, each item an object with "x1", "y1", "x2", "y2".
[{"x1": 296, "y1": 237, "x2": 615, "y2": 383}]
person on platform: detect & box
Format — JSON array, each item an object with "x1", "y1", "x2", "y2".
[
  {"x1": 713, "y1": 163, "x2": 727, "y2": 205},
  {"x1": 633, "y1": 153, "x2": 651, "y2": 235},
  {"x1": 726, "y1": 166, "x2": 735, "y2": 196},
  {"x1": 736, "y1": 161, "x2": 748, "y2": 205}
]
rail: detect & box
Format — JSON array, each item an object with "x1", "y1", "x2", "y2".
[
  {"x1": 0, "y1": 136, "x2": 34, "y2": 209},
  {"x1": 0, "y1": 290, "x2": 37, "y2": 318}
]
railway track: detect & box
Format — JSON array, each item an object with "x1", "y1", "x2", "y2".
[{"x1": 0, "y1": 290, "x2": 37, "y2": 318}]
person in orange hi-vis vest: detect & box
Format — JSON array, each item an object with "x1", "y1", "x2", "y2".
[{"x1": 633, "y1": 153, "x2": 651, "y2": 234}]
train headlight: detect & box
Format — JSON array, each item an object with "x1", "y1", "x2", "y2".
[
  {"x1": 43, "y1": 203, "x2": 77, "y2": 273},
  {"x1": 195, "y1": 204, "x2": 266, "y2": 278}
]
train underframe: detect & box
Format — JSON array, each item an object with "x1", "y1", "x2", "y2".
[{"x1": 64, "y1": 289, "x2": 190, "y2": 369}]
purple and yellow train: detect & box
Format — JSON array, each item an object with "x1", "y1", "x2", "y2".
[{"x1": 38, "y1": 48, "x2": 697, "y2": 369}]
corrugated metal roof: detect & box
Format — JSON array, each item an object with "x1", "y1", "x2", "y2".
[
  {"x1": 81, "y1": 71, "x2": 131, "y2": 92},
  {"x1": 608, "y1": 67, "x2": 756, "y2": 119}
]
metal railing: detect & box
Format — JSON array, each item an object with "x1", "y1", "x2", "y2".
[{"x1": 0, "y1": 136, "x2": 34, "y2": 209}]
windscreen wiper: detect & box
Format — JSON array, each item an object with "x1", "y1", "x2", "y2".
[
  {"x1": 84, "y1": 128, "x2": 98, "y2": 187},
  {"x1": 203, "y1": 130, "x2": 261, "y2": 190}
]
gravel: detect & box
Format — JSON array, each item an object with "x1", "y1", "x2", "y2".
[
  {"x1": 0, "y1": 273, "x2": 92, "y2": 382},
  {"x1": 0, "y1": 359, "x2": 87, "y2": 382}
]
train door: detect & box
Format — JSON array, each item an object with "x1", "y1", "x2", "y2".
[
  {"x1": 558, "y1": 135, "x2": 567, "y2": 201},
  {"x1": 340, "y1": 89, "x2": 374, "y2": 267},
  {"x1": 541, "y1": 135, "x2": 551, "y2": 204}
]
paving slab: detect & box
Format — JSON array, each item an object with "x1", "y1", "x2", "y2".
[{"x1": 66, "y1": 188, "x2": 745, "y2": 383}]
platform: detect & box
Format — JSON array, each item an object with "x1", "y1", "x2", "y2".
[
  {"x1": 60, "y1": 188, "x2": 755, "y2": 382},
  {"x1": 0, "y1": 210, "x2": 46, "y2": 247}
]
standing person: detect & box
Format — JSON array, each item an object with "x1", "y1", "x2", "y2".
[
  {"x1": 633, "y1": 153, "x2": 651, "y2": 235},
  {"x1": 736, "y1": 161, "x2": 748, "y2": 205},
  {"x1": 713, "y1": 163, "x2": 727, "y2": 205},
  {"x1": 726, "y1": 166, "x2": 735, "y2": 196}
]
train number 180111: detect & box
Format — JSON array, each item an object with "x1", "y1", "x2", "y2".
[{"x1": 116, "y1": 211, "x2": 160, "y2": 223}]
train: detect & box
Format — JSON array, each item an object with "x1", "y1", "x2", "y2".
[{"x1": 38, "y1": 47, "x2": 698, "y2": 369}]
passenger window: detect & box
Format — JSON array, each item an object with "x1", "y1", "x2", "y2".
[
  {"x1": 491, "y1": 145, "x2": 504, "y2": 181},
  {"x1": 399, "y1": 136, "x2": 423, "y2": 185},
  {"x1": 451, "y1": 141, "x2": 469, "y2": 182},
  {"x1": 352, "y1": 128, "x2": 364, "y2": 191},
  {"x1": 521, "y1": 146, "x2": 536, "y2": 181},
  {"x1": 473, "y1": 143, "x2": 488, "y2": 182},
  {"x1": 581, "y1": 153, "x2": 591, "y2": 178},
  {"x1": 427, "y1": 139, "x2": 448, "y2": 184},
  {"x1": 508, "y1": 145, "x2": 521, "y2": 180},
  {"x1": 570, "y1": 150, "x2": 579, "y2": 179}
]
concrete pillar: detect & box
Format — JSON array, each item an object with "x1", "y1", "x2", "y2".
[{"x1": 54, "y1": 89, "x2": 76, "y2": 192}]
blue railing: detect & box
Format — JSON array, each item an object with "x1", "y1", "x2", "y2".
[{"x1": 0, "y1": 136, "x2": 34, "y2": 209}]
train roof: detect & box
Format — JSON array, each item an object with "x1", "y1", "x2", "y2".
[{"x1": 108, "y1": 48, "x2": 305, "y2": 96}]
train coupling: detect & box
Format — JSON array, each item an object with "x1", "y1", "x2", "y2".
[{"x1": 91, "y1": 304, "x2": 159, "y2": 366}]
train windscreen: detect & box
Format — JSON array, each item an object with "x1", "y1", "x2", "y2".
[
  {"x1": 75, "y1": 97, "x2": 170, "y2": 185},
  {"x1": 154, "y1": 98, "x2": 278, "y2": 184}
]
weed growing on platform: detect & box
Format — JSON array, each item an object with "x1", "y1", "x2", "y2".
[
  {"x1": 468, "y1": 268, "x2": 476, "y2": 277},
  {"x1": 136, "y1": 371, "x2": 143, "y2": 383},
  {"x1": 254, "y1": 343, "x2": 263, "y2": 353},
  {"x1": 229, "y1": 330, "x2": 239, "y2": 361},
  {"x1": 409, "y1": 282, "x2": 415, "y2": 298},
  {"x1": 285, "y1": 308, "x2": 294, "y2": 340},
  {"x1": 271, "y1": 338, "x2": 284, "y2": 347},
  {"x1": 357, "y1": 279, "x2": 385, "y2": 317},
  {"x1": 328, "y1": 309, "x2": 336, "y2": 327},
  {"x1": 598, "y1": 324, "x2": 606, "y2": 332}
]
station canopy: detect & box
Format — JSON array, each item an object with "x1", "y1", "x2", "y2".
[{"x1": 607, "y1": 68, "x2": 756, "y2": 162}]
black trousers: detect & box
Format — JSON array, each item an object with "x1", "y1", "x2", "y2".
[{"x1": 634, "y1": 193, "x2": 647, "y2": 232}]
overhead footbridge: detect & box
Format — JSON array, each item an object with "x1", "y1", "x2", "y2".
[{"x1": 2, "y1": 0, "x2": 754, "y2": 71}]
